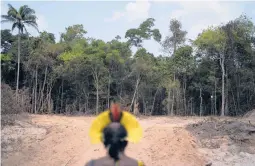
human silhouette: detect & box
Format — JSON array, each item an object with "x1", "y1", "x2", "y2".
[{"x1": 85, "y1": 102, "x2": 144, "y2": 166}]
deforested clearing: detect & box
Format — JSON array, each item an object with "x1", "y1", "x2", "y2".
[{"x1": 2, "y1": 115, "x2": 255, "y2": 166}]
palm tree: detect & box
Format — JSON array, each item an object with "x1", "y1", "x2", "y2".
[{"x1": 1, "y1": 4, "x2": 39, "y2": 98}]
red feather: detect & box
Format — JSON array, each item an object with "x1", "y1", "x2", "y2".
[{"x1": 111, "y1": 103, "x2": 121, "y2": 122}]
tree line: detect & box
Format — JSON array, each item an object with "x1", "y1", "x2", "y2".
[{"x1": 1, "y1": 4, "x2": 255, "y2": 116}]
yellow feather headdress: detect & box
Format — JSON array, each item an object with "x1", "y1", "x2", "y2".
[{"x1": 88, "y1": 103, "x2": 143, "y2": 144}]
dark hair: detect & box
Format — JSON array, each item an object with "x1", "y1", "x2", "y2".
[{"x1": 103, "y1": 123, "x2": 128, "y2": 162}]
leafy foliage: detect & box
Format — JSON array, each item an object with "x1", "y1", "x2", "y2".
[
  {"x1": 1, "y1": 4, "x2": 255, "y2": 116},
  {"x1": 1, "y1": 4, "x2": 39, "y2": 34},
  {"x1": 125, "y1": 18, "x2": 162, "y2": 48}
]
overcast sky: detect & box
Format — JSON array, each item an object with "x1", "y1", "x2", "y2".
[{"x1": 1, "y1": 0, "x2": 255, "y2": 56}]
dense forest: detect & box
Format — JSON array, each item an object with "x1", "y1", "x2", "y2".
[{"x1": 1, "y1": 4, "x2": 255, "y2": 117}]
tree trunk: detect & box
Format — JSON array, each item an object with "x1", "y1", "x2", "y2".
[
  {"x1": 173, "y1": 32, "x2": 177, "y2": 54},
  {"x1": 224, "y1": 70, "x2": 229, "y2": 116},
  {"x1": 47, "y1": 79, "x2": 54, "y2": 114},
  {"x1": 231, "y1": 88, "x2": 237, "y2": 115},
  {"x1": 167, "y1": 89, "x2": 171, "y2": 115},
  {"x1": 95, "y1": 74, "x2": 99, "y2": 115},
  {"x1": 39, "y1": 66, "x2": 48, "y2": 113},
  {"x1": 56, "y1": 87, "x2": 60, "y2": 114},
  {"x1": 34, "y1": 66, "x2": 38, "y2": 114},
  {"x1": 214, "y1": 78, "x2": 217, "y2": 115},
  {"x1": 220, "y1": 55, "x2": 225, "y2": 116},
  {"x1": 82, "y1": 87, "x2": 89, "y2": 113},
  {"x1": 183, "y1": 76, "x2": 187, "y2": 116},
  {"x1": 225, "y1": 75, "x2": 229, "y2": 116},
  {"x1": 107, "y1": 73, "x2": 111, "y2": 108},
  {"x1": 191, "y1": 98, "x2": 194, "y2": 115},
  {"x1": 15, "y1": 29, "x2": 21, "y2": 99},
  {"x1": 31, "y1": 70, "x2": 35, "y2": 113},
  {"x1": 171, "y1": 73, "x2": 176, "y2": 116},
  {"x1": 151, "y1": 88, "x2": 159, "y2": 115},
  {"x1": 91, "y1": 67, "x2": 100, "y2": 115},
  {"x1": 61, "y1": 78, "x2": 64, "y2": 114},
  {"x1": 143, "y1": 96, "x2": 146, "y2": 115},
  {"x1": 120, "y1": 83, "x2": 123, "y2": 98},
  {"x1": 176, "y1": 87, "x2": 181, "y2": 115},
  {"x1": 199, "y1": 87, "x2": 203, "y2": 117},
  {"x1": 133, "y1": 98, "x2": 139, "y2": 115},
  {"x1": 211, "y1": 93, "x2": 214, "y2": 115},
  {"x1": 236, "y1": 75, "x2": 240, "y2": 114},
  {"x1": 86, "y1": 94, "x2": 89, "y2": 113},
  {"x1": 130, "y1": 76, "x2": 140, "y2": 112}
]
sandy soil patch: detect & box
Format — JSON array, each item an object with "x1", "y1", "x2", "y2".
[{"x1": 2, "y1": 115, "x2": 207, "y2": 166}]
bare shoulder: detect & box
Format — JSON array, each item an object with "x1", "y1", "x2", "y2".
[
  {"x1": 129, "y1": 156, "x2": 145, "y2": 166},
  {"x1": 123, "y1": 156, "x2": 144, "y2": 166},
  {"x1": 84, "y1": 159, "x2": 97, "y2": 166},
  {"x1": 85, "y1": 156, "x2": 145, "y2": 166},
  {"x1": 84, "y1": 157, "x2": 109, "y2": 166}
]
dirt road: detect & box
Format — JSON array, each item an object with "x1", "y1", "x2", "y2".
[{"x1": 1, "y1": 115, "x2": 207, "y2": 166}]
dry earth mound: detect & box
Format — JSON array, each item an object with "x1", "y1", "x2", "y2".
[
  {"x1": 186, "y1": 117, "x2": 255, "y2": 166},
  {"x1": 243, "y1": 109, "x2": 255, "y2": 121}
]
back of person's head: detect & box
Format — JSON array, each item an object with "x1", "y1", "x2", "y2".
[
  {"x1": 102, "y1": 122, "x2": 128, "y2": 162},
  {"x1": 88, "y1": 102, "x2": 143, "y2": 164}
]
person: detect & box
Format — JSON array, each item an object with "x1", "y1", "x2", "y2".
[{"x1": 85, "y1": 102, "x2": 144, "y2": 166}]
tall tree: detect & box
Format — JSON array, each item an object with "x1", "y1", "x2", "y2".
[
  {"x1": 84, "y1": 39, "x2": 108, "y2": 114},
  {"x1": 125, "y1": 18, "x2": 161, "y2": 48},
  {"x1": 221, "y1": 15, "x2": 255, "y2": 115},
  {"x1": 40, "y1": 31, "x2": 56, "y2": 44},
  {"x1": 173, "y1": 46, "x2": 195, "y2": 115},
  {"x1": 125, "y1": 18, "x2": 162, "y2": 114},
  {"x1": 162, "y1": 19, "x2": 187, "y2": 54},
  {"x1": 1, "y1": 4, "x2": 39, "y2": 98},
  {"x1": 195, "y1": 27, "x2": 227, "y2": 116},
  {"x1": 60, "y1": 24, "x2": 87, "y2": 43},
  {"x1": 161, "y1": 19, "x2": 187, "y2": 115}
]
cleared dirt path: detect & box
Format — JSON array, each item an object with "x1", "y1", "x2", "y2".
[{"x1": 2, "y1": 115, "x2": 207, "y2": 166}]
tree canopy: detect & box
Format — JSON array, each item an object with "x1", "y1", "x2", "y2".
[{"x1": 1, "y1": 4, "x2": 255, "y2": 117}]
